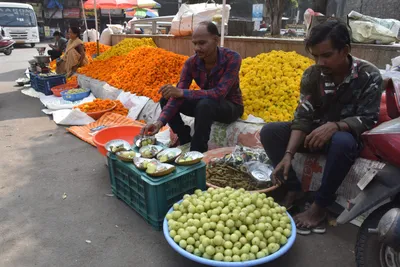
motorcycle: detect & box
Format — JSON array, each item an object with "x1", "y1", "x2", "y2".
[
  {"x1": 336, "y1": 78, "x2": 400, "y2": 267},
  {"x1": 0, "y1": 35, "x2": 15, "y2": 56}
]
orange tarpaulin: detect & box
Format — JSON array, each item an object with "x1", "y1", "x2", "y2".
[{"x1": 67, "y1": 112, "x2": 145, "y2": 146}]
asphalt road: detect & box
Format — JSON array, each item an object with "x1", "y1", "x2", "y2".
[{"x1": 0, "y1": 45, "x2": 358, "y2": 267}]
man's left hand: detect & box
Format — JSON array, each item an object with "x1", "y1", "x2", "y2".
[
  {"x1": 159, "y1": 84, "x2": 183, "y2": 99},
  {"x1": 304, "y1": 122, "x2": 338, "y2": 151}
]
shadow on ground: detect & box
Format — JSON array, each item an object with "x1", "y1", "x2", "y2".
[
  {"x1": 0, "y1": 90, "x2": 45, "y2": 122},
  {"x1": 0, "y1": 69, "x2": 26, "y2": 82}
]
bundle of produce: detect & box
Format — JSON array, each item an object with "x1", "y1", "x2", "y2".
[
  {"x1": 78, "y1": 47, "x2": 199, "y2": 102},
  {"x1": 95, "y1": 38, "x2": 156, "y2": 61},
  {"x1": 166, "y1": 188, "x2": 292, "y2": 262},
  {"x1": 240, "y1": 50, "x2": 314, "y2": 122},
  {"x1": 206, "y1": 164, "x2": 271, "y2": 191},
  {"x1": 65, "y1": 88, "x2": 89, "y2": 95}
]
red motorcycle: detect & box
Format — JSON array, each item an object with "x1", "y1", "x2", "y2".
[
  {"x1": 336, "y1": 78, "x2": 400, "y2": 267},
  {"x1": 0, "y1": 34, "x2": 15, "y2": 56}
]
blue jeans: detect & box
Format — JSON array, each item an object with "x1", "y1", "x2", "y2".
[
  {"x1": 160, "y1": 98, "x2": 243, "y2": 153},
  {"x1": 260, "y1": 122, "x2": 359, "y2": 207}
]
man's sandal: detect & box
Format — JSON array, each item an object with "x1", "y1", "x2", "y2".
[{"x1": 296, "y1": 226, "x2": 312, "y2": 235}]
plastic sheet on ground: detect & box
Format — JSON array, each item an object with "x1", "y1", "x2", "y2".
[
  {"x1": 21, "y1": 88, "x2": 45, "y2": 98},
  {"x1": 53, "y1": 109, "x2": 95, "y2": 126},
  {"x1": 77, "y1": 74, "x2": 122, "y2": 100},
  {"x1": 67, "y1": 113, "x2": 145, "y2": 146},
  {"x1": 39, "y1": 93, "x2": 95, "y2": 110}
]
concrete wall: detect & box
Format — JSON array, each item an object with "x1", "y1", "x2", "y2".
[
  {"x1": 112, "y1": 34, "x2": 400, "y2": 69},
  {"x1": 343, "y1": 0, "x2": 400, "y2": 20}
]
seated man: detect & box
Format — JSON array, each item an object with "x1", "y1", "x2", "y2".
[
  {"x1": 260, "y1": 19, "x2": 383, "y2": 233},
  {"x1": 48, "y1": 31, "x2": 67, "y2": 61},
  {"x1": 141, "y1": 21, "x2": 244, "y2": 152}
]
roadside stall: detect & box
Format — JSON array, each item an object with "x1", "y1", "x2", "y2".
[{"x1": 13, "y1": 4, "x2": 400, "y2": 265}]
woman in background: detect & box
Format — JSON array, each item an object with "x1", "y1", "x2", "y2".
[{"x1": 56, "y1": 26, "x2": 88, "y2": 77}]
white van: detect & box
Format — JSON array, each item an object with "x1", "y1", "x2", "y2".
[{"x1": 0, "y1": 2, "x2": 40, "y2": 47}]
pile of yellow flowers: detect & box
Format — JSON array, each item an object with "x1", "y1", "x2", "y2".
[
  {"x1": 96, "y1": 38, "x2": 156, "y2": 60},
  {"x1": 240, "y1": 50, "x2": 314, "y2": 122}
]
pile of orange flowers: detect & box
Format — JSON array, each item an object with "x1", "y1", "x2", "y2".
[
  {"x1": 112, "y1": 100, "x2": 129, "y2": 116},
  {"x1": 76, "y1": 99, "x2": 129, "y2": 116},
  {"x1": 49, "y1": 58, "x2": 58, "y2": 71},
  {"x1": 67, "y1": 76, "x2": 77, "y2": 84},
  {"x1": 84, "y1": 42, "x2": 111, "y2": 62},
  {"x1": 77, "y1": 99, "x2": 116, "y2": 113},
  {"x1": 78, "y1": 47, "x2": 199, "y2": 102}
]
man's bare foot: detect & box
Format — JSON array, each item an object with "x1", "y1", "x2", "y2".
[
  {"x1": 281, "y1": 191, "x2": 304, "y2": 208},
  {"x1": 294, "y1": 202, "x2": 326, "y2": 228}
]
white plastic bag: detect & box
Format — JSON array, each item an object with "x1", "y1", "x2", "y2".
[
  {"x1": 52, "y1": 109, "x2": 95, "y2": 125},
  {"x1": 155, "y1": 127, "x2": 172, "y2": 146},
  {"x1": 171, "y1": 2, "x2": 231, "y2": 36},
  {"x1": 106, "y1": 24, "x2": 123, "y2": 34},
  {"x1": 39, "y1": 93, "x2": 96, "y2": 110},
  {"x1": 77, "y1": 74, "x2": 92, "y2": 89},
  {"x1": 117, "y1": 92, "x2": 150, "y2": 120},
  {"x1": 83, "y1": 29, "x2": 99, "y2": 42},
  {"x1": 137, "y1": 100, "x2": 161, "y2": 122},
  {"x1": 100, "y1": 28, "x2": 113, "y2": 46},
  {"x1": 348, "y1": 11, "x2": 400, "y2": 44}
]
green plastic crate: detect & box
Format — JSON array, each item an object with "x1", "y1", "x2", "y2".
[{"x1": 107, "y1": 153, "x2": 206, "y2": 230}]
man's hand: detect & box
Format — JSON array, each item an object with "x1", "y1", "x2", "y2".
[
  {"x1": 271, "y1": 154, "x2": 292, "y2": 185},
  {"x1": 140, "y1": 121, "x2": 163, "y2": 136},
  {"x1": 159, "y1": 84, "x2": 183, "y2": 100},
  {"x1": 304, "y1": 122, "x2": 338, "y2": 151}
]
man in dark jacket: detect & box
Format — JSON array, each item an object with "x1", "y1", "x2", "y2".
[{"x1": 260, "y1": 19, "x2": 383, "y2": 233}]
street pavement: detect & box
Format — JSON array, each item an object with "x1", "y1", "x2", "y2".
[{"x1": 0, "y1": 44, "x2": 358, "y2": 267}]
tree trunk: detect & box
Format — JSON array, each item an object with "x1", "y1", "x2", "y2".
[
  {"x1": 312, "y1": 0, "x2": 328, "y2": 14},
  {"x1": 270, "y1": 12, "x2": 282, "y2": 36},
  {"x1": 266, "y1": 0, "x2": 285, "y2": 36}
]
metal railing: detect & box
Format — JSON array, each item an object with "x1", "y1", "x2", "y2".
[{"x1": 129, "y1": 16, "x2": 174, "y2": 34}]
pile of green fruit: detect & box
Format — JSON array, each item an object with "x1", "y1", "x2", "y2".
[
  {"x1": 166, "y1": 187, "x2": 292, "y2": 262},
  {"x1": 67, "y1": 88, "x2": 88, "y2": 94},
  {"x1": 160, "y1": 152, "x2": 176, "y2": 163},
  {"x1": 178, "y1": 155, "x2": 194, "y2": 163}
]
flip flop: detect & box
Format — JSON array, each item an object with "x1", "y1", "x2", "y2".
[
  {"x1": 296, "y1": 226, "x2": 312, "y2": 235},
  {"x1": 312, "y1": 223, "x2": 327, "y2": 234}
]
